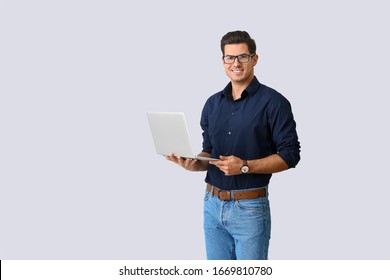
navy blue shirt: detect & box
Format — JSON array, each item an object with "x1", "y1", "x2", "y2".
[{"x1": 201, "y1": 76, "x2": 300, "y2": 190}]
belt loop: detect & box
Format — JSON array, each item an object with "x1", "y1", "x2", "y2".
[
  {"x1": 230, "y1": 190, "x2": 234, "y2": 200},
  {"x1": 211, "y1": 185, "x2": 215, "y2": 198}
]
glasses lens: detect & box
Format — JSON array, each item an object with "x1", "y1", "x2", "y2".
[
  {"x1": 237, "y1": 55, "x2": 250, "y2": 63},
  {"x1": 224, "y1": 56, "x2": 235, "y2": 64}
]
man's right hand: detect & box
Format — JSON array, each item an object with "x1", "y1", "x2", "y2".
[{"x1": 166, "y1": 153, "x2": 209, "y2": 172}]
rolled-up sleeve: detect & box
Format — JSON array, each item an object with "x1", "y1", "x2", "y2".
[{"x1": 268, "y1": 95, "x2": 301, "y2": 168}]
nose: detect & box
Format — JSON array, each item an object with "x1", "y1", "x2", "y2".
[{"x1": 233, "y1": 57, "x2": 241, "y2": 66}]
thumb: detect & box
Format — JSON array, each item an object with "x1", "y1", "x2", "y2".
[{"x1": 219, "y1": 155, "x2": 229, "y2": 160}]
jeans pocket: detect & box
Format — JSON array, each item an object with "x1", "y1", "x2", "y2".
[{"x1": 235, "y1": 197, "x2": 268, "y2": 211}]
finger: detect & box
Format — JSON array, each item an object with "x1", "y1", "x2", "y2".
[
  {"x1": 166, "y1": 153, "x2": 176, "y2": 162},
  {"x1": 183, "y1": 157, "x2": 192, "y2": 166},
  {"x1": 210, "y1": 160, "x2": 224, "y2": 167},
  {"x1": 178, "y1": 156, "x2": 191, "y2": 166},
  {"x1": 222, "y1": 167, "x2": 233, "y2": 176},
  {"x1": 177, "y1": 156, "x2": 185, "y2": 165},
  {"x1": 188, "y1": 158, "x2": 197, "y2": 163},
  {"x1": 187, "y1": 158, "x2": 198, "y2": 167}
]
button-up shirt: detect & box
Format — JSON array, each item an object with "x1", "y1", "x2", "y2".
[{"x1": 201, "y1": 76, "x2": 300, "y2": 190}]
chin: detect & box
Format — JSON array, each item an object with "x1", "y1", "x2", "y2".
[{"x1": 230, "y1": 76, "x2": 246, "y2": 83}]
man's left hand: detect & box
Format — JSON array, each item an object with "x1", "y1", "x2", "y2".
[{"x1": 209, "y1": 155, "x2": 243, "y2": 176}]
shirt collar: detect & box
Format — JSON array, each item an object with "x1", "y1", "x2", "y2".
[{"x1": 221, "y1": 76, "x2": 261, "y2": 99}]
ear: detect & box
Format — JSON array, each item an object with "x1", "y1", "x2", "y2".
[{"x1": 252, "y1": 54, "x2": 259, "y2": 66}]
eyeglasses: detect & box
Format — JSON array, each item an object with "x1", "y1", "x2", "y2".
[{"x1": 222, "y1": 53, "x2": 255, "y2": 64}]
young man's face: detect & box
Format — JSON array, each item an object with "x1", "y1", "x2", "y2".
[{"x1": 222, "y1": 43, "x2": 258, "y2": 85}]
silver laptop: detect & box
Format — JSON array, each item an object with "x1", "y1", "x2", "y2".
[{"x1": 146, "y1": 112, "x2": 218, "y2": 161}]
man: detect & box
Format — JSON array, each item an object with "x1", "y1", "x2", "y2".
[{"x1": 166, "y1": 30, "x2": 300, "y2": 260}]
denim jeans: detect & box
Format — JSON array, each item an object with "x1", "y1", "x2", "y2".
[{"x1": 203, "y1": 186, "x2": 271, "y2": 260}]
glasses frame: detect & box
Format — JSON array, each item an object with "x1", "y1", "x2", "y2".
[{"x1": 222, "y1": 53, "x2": 256, "y2": 64}]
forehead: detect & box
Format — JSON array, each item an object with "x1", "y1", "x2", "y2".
[{"x1": 224, "y1": 43, "x2": 249, "y2": 55}]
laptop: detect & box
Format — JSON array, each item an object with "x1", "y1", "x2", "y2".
[{"x1": 146, "y1": 112, "x2": 218, "y2": 161}]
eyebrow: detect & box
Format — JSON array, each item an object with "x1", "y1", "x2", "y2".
[{"x1": 224, "y1": 53, "x2": 250, "y2": 57}]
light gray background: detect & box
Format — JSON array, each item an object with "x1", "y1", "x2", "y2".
[{"x1": 1, "y1": 0, "x2": 389, "y2": 259}]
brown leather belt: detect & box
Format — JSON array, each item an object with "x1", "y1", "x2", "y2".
[{"x1": 206, "y1": 183, "x2": 267, "y2": 201}]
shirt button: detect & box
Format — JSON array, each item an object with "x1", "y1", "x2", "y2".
[{"x1": 228, "y1": 132, "x2": 231, "y2": 135}]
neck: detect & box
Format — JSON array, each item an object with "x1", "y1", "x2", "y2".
[
  {"x1": 231, "y1": 75, "x2": 255, "y2": 100},
  {"x1": 231, "y1": 86, "x2": 245, "y2": 100},
  {"x1": 231, "y1": 77, "x2": 253, "y2": 100}
]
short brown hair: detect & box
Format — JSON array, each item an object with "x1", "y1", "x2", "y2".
[{"x1": 220, "y1": 30, "x2": 257, "y2": 55}]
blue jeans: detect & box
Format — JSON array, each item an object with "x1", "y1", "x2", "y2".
[{"x1": 203, "y1": 186, "x2": 271, "y2": 260}]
